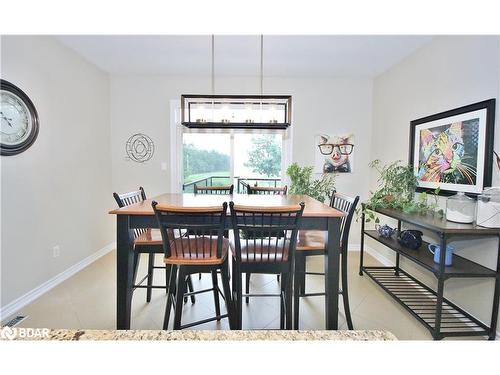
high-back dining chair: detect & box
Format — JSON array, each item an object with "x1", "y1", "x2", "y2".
[
  {"x1": 194, "y1": 184, "x2": 234, "y2": 195},
  {"x1": 294, "y1": 191, "x2": 359, "y2": 330},
  {"x1": 229, "y1": 202, "x2": 304, "y2": 329},
  {"x1": 113, "y1": 187, "x2": 195, "y2": 304},
  {"x1": 152, "y1": 202, "x2": 234, "y2": 330},
  {"x1": 245, "y1": 184, "x2": 288, "y2": 301},
  {"x1": 248, "y1": 185, "x2": 288, "y2": 195},
  {"x1": 193, "y1": 184, "x2": 233, "y2": 280}
]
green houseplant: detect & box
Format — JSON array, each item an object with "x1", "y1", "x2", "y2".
[
  {"x1": 286, "y1": 162, "x2": 335, "y2": 203},
  {"x1": 362, "y1": 159, "x2": 443, "y2": 223}
]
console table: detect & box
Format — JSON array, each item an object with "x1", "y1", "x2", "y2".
[{"x1": 359, "y1": 206, "x2": 500, "y2": 340}]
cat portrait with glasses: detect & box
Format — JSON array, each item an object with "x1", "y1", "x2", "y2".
[{"x1": 316, "y1": 134, "x2": 355, "y2": 173}]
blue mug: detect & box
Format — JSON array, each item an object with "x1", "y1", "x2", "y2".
[{"x1": 428, "y1": 243, "x2": 454, "y2": 266}]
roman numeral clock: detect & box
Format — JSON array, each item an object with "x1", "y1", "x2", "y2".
[{"x1": 1, "y1": 79, "x2": 39, "y2": 156}]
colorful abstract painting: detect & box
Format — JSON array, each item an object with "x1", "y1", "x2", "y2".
[
  {"x1": 417, "y1": 120, "x2": 478, "y2": 185},
  {"x1": 410, "y1": 100, "x2": 495, "y2": 195}
]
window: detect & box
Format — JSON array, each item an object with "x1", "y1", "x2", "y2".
[
  {"x1": 182, "y1": 133, "x2": 231, "y2": 191},
  {"x1": 172, "y1": 97, "x2": 292, "y2": 193}
]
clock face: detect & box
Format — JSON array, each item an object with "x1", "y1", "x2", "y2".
[
  {"x1": 0, "y1": 80, "x2": 39, "y2": 156},
  {"x1": 1, "y1": 91, "x2": 33, "y2": 146}
]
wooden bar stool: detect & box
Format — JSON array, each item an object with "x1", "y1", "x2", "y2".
[
  {"x1": 194, "y1": 184, "x2": 233, "y2": 281},
  {"x1": 152, "y1": 202, "x2": 235, "y2": 330},
  {"x1": 248, "y1": 185, "x2": 288, "y2": 195},
  {"x1": 230, "y1": 202, "x2": 304, "y2": 329},
  {"x1": 293, "y1": 192, "x2": 359, "y2": 330},
  {"x1": 194, "y1": 184, "x2": 234, "y2": 195},
  {"x1": 113, "y1": 187, "x2": 195, "y2": 304},
  {"x1": 245, "y1": 184, "x2": 288, "y2": 301}
]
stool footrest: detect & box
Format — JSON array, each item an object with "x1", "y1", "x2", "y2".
[
  {"x1": 243, "y1": 293, "x2": 283, "y2": 298},
  {"x1": 179, "y1": 314, "x2": 229, "y2": 329}
]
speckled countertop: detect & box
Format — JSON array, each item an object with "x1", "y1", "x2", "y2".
[{"x1": 3, "y1": 329, "x2": 396, "y2": 341}]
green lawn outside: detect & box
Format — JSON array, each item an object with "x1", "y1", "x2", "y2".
[{"x1": 184, "y1": 171, "x2": 230, "y2": 184}]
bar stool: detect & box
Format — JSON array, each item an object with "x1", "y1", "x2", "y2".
[
  {"x1": 194, "y1": 184, "x2": 234, "y2": 195},
  {"x1": 113, "y1": 187, "x2": 195, "y2": 303},
  {"x1": 293, "y1": 192, "x2": 359, "y2": 329},
  {"x1": 248, "y1": 185, "x2": 288, "y2": 195},
  {"x1": 193, "y1": 184, "x2": 233, "y2": 281},
  {"x1": 152, "y1": 201, "x2": 234, "y2": 330},
  {"x1": 229, "y1": 202, "x2": 304, "y2": 329},
  {"x1": 245, "y1": 184, "x2": 288, "y2": 301}
]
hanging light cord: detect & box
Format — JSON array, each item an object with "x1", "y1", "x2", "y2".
[
  {"x1": 260, "y1": 34, "x2": 264, "y2": 95},
  {"x1": 211, "y1": 35, "x2": 215, "y2": 95}
]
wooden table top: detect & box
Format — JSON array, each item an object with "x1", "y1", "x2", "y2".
[{"x1": 109, "y1": 193, "x2": 344, "y2": 218}]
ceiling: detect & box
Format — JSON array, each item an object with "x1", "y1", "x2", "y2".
[{"x1": 55, "y1": 35, "x2": 433, "y2": 78}]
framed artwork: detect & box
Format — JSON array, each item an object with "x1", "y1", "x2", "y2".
[
  {"x1": 409, "y1": 99, "x2": 495, "y2": 195},
  {"x1": 314, "y1": 134, "x2": 355, "y2": 173}
]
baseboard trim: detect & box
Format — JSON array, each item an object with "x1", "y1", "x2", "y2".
[{"x1": 0, "y1": 242, "x2": 116, "y2": 321}]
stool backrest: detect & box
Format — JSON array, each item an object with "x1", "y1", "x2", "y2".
[
  {"x1": 194, "y1": 184, "x2": 234, "y2": 195},
  {"x1": 229, "y1": 202, "x2": 304, "y2": 263},
  {"x1": 248, "y1": 185, "x2": 288, "y2": 195},
  {"x1": 330, "y1": 192, "x2": 359, "y2": 251},
  {"x1": 152, "y1": 202, "x2": 228, "y2": 259},
  {"x1": 113, "y1": 187, "x2": 147, "y2": 238}
]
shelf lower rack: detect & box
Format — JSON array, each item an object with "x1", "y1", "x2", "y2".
[{"x1": 362, "y1": 266, "x2": 491, "y2": 339}]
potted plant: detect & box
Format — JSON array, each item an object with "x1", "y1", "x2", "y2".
[
  {"x1": 286, "y1": 162, "x2": 335, "y2": 203},
  {"x1": 362, "y1": 159, "x2": 443, "y2": 223}
]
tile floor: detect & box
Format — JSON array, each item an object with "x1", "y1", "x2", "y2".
[{"x1": 7, "y1": 250, "x2": 465, "y2": 339}]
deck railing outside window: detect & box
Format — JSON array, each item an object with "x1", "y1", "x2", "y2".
[{"x1": 182, "y1": 176, "x2": 281, "y2": 193}]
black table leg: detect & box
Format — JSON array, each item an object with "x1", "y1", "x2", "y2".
[
  {"x1": 325, "y1": 216, "x2": 341, "y2": 330},
  {"x1": 116, "y1": 215, "x2": 135, "y2": 329}
]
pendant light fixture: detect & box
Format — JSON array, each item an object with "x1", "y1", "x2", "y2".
[{"x1": 181, "y1": 35, "x2": 291, "y2": 129}]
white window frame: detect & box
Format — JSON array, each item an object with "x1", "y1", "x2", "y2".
[{"x1": 170, "y1": 99, "x2": 293, "y2": 193}]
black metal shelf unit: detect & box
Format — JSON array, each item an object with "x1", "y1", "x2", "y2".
[{"x1": 359, "y1": 206, "x2": 500, "y2": 340}]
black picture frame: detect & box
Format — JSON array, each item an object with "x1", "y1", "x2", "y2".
[
  {"x1": 1, "y1": 79, "x2": 40, "y2": 156},
  {"x1": 409, "y1": 99, "x2": 496, "y2": 196}
]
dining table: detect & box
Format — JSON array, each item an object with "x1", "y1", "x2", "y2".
[{"x1": 109, "y1": 193, "x2": 345, "y2": 330}]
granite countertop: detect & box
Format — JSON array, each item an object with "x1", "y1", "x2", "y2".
[{"x1": 2, "y1": 328, "x2": 396, "y2": 341}]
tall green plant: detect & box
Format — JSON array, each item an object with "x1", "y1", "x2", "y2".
[
  {"x1": 362, "y1": 159, "x2": 443, "y2": 222},
  {"x1": 286, "y1": 163, "x2": 335, "y2": 203}
]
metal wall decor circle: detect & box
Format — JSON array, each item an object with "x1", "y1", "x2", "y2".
[
  {"x1": 125, "y1": 133, "x2": 155, "y2": 163},
  {"x1": 1, "y1": 79, "x2": 40, "y2": 156}
]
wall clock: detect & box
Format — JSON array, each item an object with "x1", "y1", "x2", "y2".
[{"x1": 1, "y1": 79, "x2": 40, "y2": 156}]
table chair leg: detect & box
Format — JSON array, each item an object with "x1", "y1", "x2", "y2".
[
  {"x1": 163, "y1": 265, "x2": 177, "y2": 329},
  {"x1": 341, "y1": 253, "x2": 354, "y2": 330},
  {"x1": 245, "y1": 273, "x2": 251, "y2": 304},
  {"x1": 221, "y1": 262, "x2": 235, "y2": 329},
  {"x1": 132, "y1": 252, "x2": 140, "y2": 287},
  {"x1": 298, "y1": 256, "x2": 306, "y2": 295},
  {"x1": 211, "y1": 270, "x2": 221, "y2": 321},
  {"x1": 173, "y1": 267, "x2": 187, "y2": 330},
  {"x1": 185, "y1": 275, "x2": 196, "y2": 304},
  {"x1": 146, "y1": 253, "x2": 154, "y2": 302},
  {"x1": 280, "y1": 273, "x2": 286, "y2": 330},
  {"x1": 293, "y1": 266, "x2": 301, "y2": 329},
  {"x1": 284, "y1": 272, "x2": 292, "y2": 330}
]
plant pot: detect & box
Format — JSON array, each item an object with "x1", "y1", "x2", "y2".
[{"x1": 383, "y1": 194, "x2": 395, "y2": 204}]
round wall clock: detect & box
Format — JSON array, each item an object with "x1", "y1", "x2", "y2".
[{"x1": 1, "y1": 79, "x2": 39, "y2": 156}]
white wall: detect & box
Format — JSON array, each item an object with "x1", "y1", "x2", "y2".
[
  {"x1": 110, "y1": 75, "x2": 373, "y2": 242},
  {"x1": 370, "y1": 36, "x2": 500, "y2": 328},
  {"x1": 0, "y1": 36, "x2": 114, "y2": 308}
]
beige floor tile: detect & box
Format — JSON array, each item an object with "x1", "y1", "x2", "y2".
[{"x1": 6, "y1": 250, "x2": 480, "y2": 340}]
